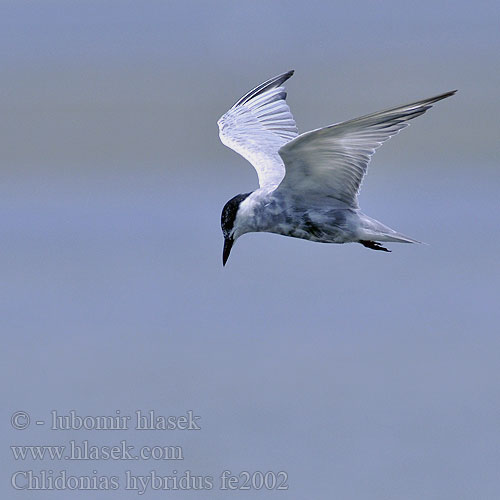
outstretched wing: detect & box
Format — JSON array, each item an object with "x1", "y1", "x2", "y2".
[
  {"x1": 218, "y1": 71, "x2": 298, "y2": 189},
  {"x1": 277, "y1": 90, "x2": 456, "y2": 207}
]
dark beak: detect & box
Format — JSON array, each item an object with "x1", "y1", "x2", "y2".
[{"x1": 222, "y1": 237, "x2": 234, "y2": 266}]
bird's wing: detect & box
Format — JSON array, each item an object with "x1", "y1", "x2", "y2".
[
  {"x1": 218, "y1": 71, "x2": 299, "y2": 189},
  {"x1": 276, "y1": 90, "x2": 456, "y2": 207}
]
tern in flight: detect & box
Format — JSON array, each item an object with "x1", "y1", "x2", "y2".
[{"x1": 218, "y1": 70, "x2": 455, "y2": 265}]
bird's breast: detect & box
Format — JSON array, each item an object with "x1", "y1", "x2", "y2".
[{"x1": 256, "y1": 200, "x2": 356, "y2": 243}]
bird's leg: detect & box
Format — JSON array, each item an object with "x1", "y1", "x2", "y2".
[{"x1": 359, "y1": 240, "x2": 391, "y2": 252}]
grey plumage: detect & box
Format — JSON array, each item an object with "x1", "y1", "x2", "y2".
[{"x1": 218, "y1": 71, "x2": 456, "y2": 265}]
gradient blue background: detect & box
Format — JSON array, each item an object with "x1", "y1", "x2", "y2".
[{"x1": 2, "y1": 1, "x2": 499, "y2": 498}]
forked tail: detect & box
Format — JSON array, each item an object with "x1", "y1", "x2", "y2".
[{"x1": 359, "y1": 214, "x2": 423, "y2": 245}]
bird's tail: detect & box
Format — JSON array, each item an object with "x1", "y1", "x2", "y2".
[
  {"x1": 375, "y1": 231, "x2": 423, "y2": 244},
  {"x1": 358, "y1": 214, "x2": 423, "y2": 244}
]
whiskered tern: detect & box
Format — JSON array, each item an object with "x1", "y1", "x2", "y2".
[{"x1": 218, "y1": 70, "x2": 455, "y2": 265}]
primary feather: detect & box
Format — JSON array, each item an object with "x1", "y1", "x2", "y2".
[{"x1": 218, "y1": 71, "x2": 298, "y2": 189}]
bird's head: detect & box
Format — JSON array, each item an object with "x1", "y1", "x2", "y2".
[{"x1": 221, "y1": 192, "x2": 252, "y2": 266}]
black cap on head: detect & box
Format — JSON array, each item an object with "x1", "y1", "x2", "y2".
[{"x1": 221, "y1": 192, "x2": 251, "y2": 266}]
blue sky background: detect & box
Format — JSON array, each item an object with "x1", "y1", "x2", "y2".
[{"x1": 2, "y1": 1, "x2": 499, "y2": 499}]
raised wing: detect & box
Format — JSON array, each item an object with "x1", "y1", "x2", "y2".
[
  {"x1": 218, "y1": 71, "x2": 298, "y2": 189},
  {"x1": 277, "y1": 90, "x2": 456, "y2": 207}
]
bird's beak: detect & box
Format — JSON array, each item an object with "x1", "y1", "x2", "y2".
[{"x1": 222, "y1": 237, "x2": 234, "y2": 266}]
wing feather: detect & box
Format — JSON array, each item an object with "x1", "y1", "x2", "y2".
[
  {"x1": 277, "y1": 90, "x2": 456, "y2": 207},
  {"x1": 218, "y1": 71, "x2": 298, "y2": 188}
]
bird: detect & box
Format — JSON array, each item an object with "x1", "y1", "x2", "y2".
[{"x1": 218, "y1": 70, "x2": 455, "y2": 266}]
